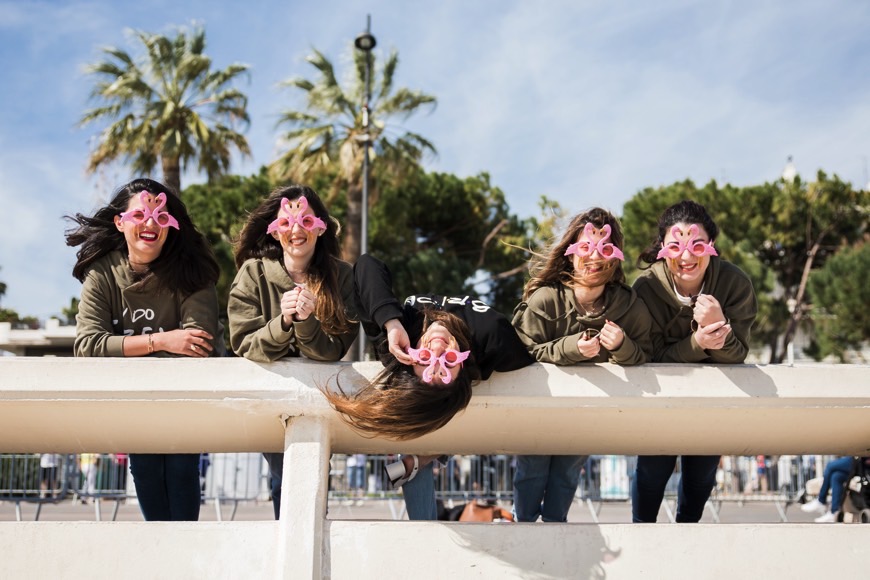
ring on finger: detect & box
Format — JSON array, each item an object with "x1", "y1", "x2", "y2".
[{"x1": 191, "y1": 344, "x2": 197, "y2": 352}]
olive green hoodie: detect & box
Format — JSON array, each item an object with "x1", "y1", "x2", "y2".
[
  {"x1": 633, "y1": 257, "x2": 757, "y2": 363},
  {"x1": 227, "y1": 257, "x2": 357, "y2": 363},
  {"x1": 512, "y1": 282, "x2": 653, "y2": 365},
  {"x1": 74, "y1": 250, "x2": 222, "y2": 358}
]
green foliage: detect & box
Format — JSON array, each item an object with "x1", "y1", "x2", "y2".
[
  {"x1": 807, "y1": 242, "x2": 870, "y2": 361},
  {"x1": 271, "y1": 46, "x2": 436, "y2": 262},
  {"x1": 183, "y1": 169, "x2": 275, "y2": 326},
  {"x1": 369, "y1": 169, "x2": 546, "y2": 315},
  {"x1": 80, "y1": 24, "x2": 251, "y2": 193}
]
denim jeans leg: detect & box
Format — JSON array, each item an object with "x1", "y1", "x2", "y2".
[
  {"x1": 828, "y1": 456, "x2": 853, "y2": 513},
  {"x1": 264, "y1": 452, "x2": 284, "y2": 520},
  {"x1": 540, "y1": 455, "x2": 586, "y2": 522},
  {"x1": 513, "y1": 455, "x2": 551, "y2": 522},
  {"x1": 675, "y1": 455, "x2": 720, "y2": 523},
  {"x1": 164, "y1": 453, "x2": 201, "y2": 521},
  {"x1": 632, "y1": 456, "x2": 677, "y2": 522},
  {"x1": 130, "y1": 453, "x2": 171, "y2": 521},
  {"x1": 402, "y1": 460, "x2": 437, "y2": 520}
]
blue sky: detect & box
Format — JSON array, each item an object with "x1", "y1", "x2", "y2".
[{"x1": 2, "y1": 0, "x2": 869, "y2": 322}]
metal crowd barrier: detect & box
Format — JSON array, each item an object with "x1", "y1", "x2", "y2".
[
  {"x1": 200, "y1": 452, "x2": 270, "y2": 521},
  {"x1": 1, "y1": 452, "x2": 838, "y2": 522},
  {"x1": 0, "y1": 454, "x2": 75, "y2": 521}
]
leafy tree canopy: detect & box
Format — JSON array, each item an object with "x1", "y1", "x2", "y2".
[
  {"x1": 80, "y1": 24, "x2": 251, "y2": 194},
  {"x1": 807, "y1": 242, "x2": 870, "y2": 361}
]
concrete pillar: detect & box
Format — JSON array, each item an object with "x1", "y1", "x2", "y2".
[{"x1": 275, "y1": 415, "x2": 330, "y2": 579}]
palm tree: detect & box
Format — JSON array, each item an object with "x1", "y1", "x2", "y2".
[
  {"x1": 271, "y1": 47, "x2": 436, "y2": 262},
  {"x1": 80, "y1": 25, "x2": 251, "y2": 195}
]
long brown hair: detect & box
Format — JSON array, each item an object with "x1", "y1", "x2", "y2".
[
  {"x1": 321, "y1": 309, "x2": 480, "y2": 440},
  {"x1": 234, "y1": 184, "x2": 353, "y2": 335},
  {"x1": 524, "y1": 207, "x2": 626, "y2": 300},
  {"x1": 65, "y1": 178, "x2": 219, "y2": 295}
]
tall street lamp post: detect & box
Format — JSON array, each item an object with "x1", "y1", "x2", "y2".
[{"x1": 355, "y1": 15, "x2": 376, "y2": 360}]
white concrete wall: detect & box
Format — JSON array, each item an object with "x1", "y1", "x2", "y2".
[
  {"x1": 1, "y1": 358, "x2": 868, "y2": 455},
  {"x1": 2, "y1": 358, "x2": 869, "y2": 579}
]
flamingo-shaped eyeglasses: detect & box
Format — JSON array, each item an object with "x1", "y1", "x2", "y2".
[
  {"x1": 118, "y1": 192, "x2": 179, "y2": 230},
  {"x1": 564, "y1": 223, "x2": 624, "y2": 261},
  {"x1": 267, "y1": 197, "x2": 326, "y2": 234},
  {"x1": 656, "y1": 224, "x2": 718, "y2": 260},
  {"x1": 407, "y1": 346, "x2": 470, "y2": 384}
]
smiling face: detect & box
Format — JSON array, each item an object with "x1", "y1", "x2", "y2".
[
  {"x1": 270, "y1": 197, "x2": 324, "y2": 267},
  {"x1": 568, "y1": 224, "x2": 620, "y2": 288},
  {"x1": 662, "y1": 222, "x2": 714, "y2": 292},
  {"x1": 114, "y1": 192, "x2": 173, "y2": 267},
  {"x1": 411, "y1": 322, "x2": 463, "y2": 385}
]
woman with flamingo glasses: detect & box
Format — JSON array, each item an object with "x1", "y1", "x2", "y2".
[
  {"x1": 511, "y1": 207, "x2": 652, "y2": 523},
  {"x1": 631, "y1": 199, "x2": 757, "y2": 523},
  {"x1": 228, "y1": 185, "x2": 357, "y2": 519},
  {"x1": 65, "y1": 178, "x2": 222, "y2": 521},
  {"x1": 321, "y1": 253, "x2": 533, "y2": 520}
]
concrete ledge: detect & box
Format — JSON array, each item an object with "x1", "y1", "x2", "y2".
[
  {"x1": 1, "y1": 358, "x2": 868, "y2": 454},
  {"x1": 3, "y1": 521, "x2": 868, "y2": 579}
]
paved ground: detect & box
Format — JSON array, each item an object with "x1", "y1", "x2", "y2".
[{"x1": 0, "y1": 495, "x2": 831, "y2": 524}]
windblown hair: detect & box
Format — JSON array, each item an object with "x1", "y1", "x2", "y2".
[
  {"x1": 65, "y1": 178, "x2": 219, "y2": 295},
  {"x1": 523, "y1": 207, "x2": 626, "y2": 300},
  {"x1": 637, "y1": 200, "x2": 720, "y2": 268},
  {"x1": 233, "y1": 184, "x2": 353, "y2": 335},
  {"x1": 321, "y1": 309, "x2": 481, "y2": 441}
]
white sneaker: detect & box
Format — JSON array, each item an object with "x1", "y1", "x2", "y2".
[
  {"x1": 801, "y1": 498, "x2": 826, "y2": 514},
  {"x1": 814, "y1": 511, "x2": 837, "y2": 523}
]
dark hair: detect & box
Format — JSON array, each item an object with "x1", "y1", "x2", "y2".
[
  {"x1": 233, "y1": 184, "x2": 353, "y2": 335},
  {"x1": 524, "y1": 207, "x2": 626, "y2": 300},
  {"x1": 321, "y1": 309, "x2": 480, "y2": 440},
  {"x1": 637, "y1": 200, "x2": 719, "y2": 268},
  {"x1": 65, "y1": 178, "x2": 219, "y2": 294}
]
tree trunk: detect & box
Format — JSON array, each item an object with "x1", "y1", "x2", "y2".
[
  {"x1": 161, "y1": 156, "x2": 182, "y2": 197},
  {"x1": 343, "y1": 181, "x2": 362, "y2": 264},
  {"x1": 775, "y1": 232, "x2": 827, "y2": 363}
]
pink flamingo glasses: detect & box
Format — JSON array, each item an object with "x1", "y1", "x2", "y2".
[
  {"x1": 407, "y1": 347, "x2": 470, "y2": 384},
  {"x1": 564, "y1": 223, "x2": 624, "y2": 261},
  {"x1": 118, "y1": 192, "x2": 179, "y2": 229},
  {"x1": 267, "y1": 197, "x2": 326, "y2": 234},
  {"x1": 656, "y1": 224, "x2": 718, "y2": 260}
]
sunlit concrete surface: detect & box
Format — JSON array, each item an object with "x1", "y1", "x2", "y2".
[{"x1": 1, "y1": 357, "x2": 869, "y2": 579}]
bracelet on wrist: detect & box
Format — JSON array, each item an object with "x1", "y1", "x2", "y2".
[{"x1": 147, "y1": 333, "x2": 154, "y2": 354}]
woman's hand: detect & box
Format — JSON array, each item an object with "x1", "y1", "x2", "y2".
[
  {"x1": 694, "y1": 320, "x2": 731, "y2": 350},
  {"x1": 154, "y1": 329, "x2": 214, "y2": 358},
  {"x1": 280, "y1": 288, "x2": 300, "y2": 328},
  {"x1": 694, "y1": 294, "x2": 725, "y2": 328},
  {"x1": 577, "y1": 334, "x2": 601, "y2": 359},
  {"x1": 598, "y1": 320, "x2": 625, "y2": 351},
  {"x1": 385, "y1": 319, "x2": 414, "y2": 365},
  {"x1": 293, "y1": 286, "x2": 318, "y2": 322}
]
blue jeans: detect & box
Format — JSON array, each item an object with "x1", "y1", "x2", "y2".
[
  {"x1": 129, "y1": 453, "x2": 200, "y2": 521},
  {"x1": 819, "y1": 456, "x2": 852, "y2": 513},
  {"x1": 401, "y1": 460, "x2": 437, "y2": 520},
  {"x1": 348, "y1": 465, "x2": 366, "y2": 490},
  {"x1": 514, "y1": 455, "x2": 586, "y2": 522},
  {"x1": 631, "y1": 455, "x2": 719, "y2": 523},
  {"x1": 264, "y1": 452, "x2": 283, "y2": 520}
]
